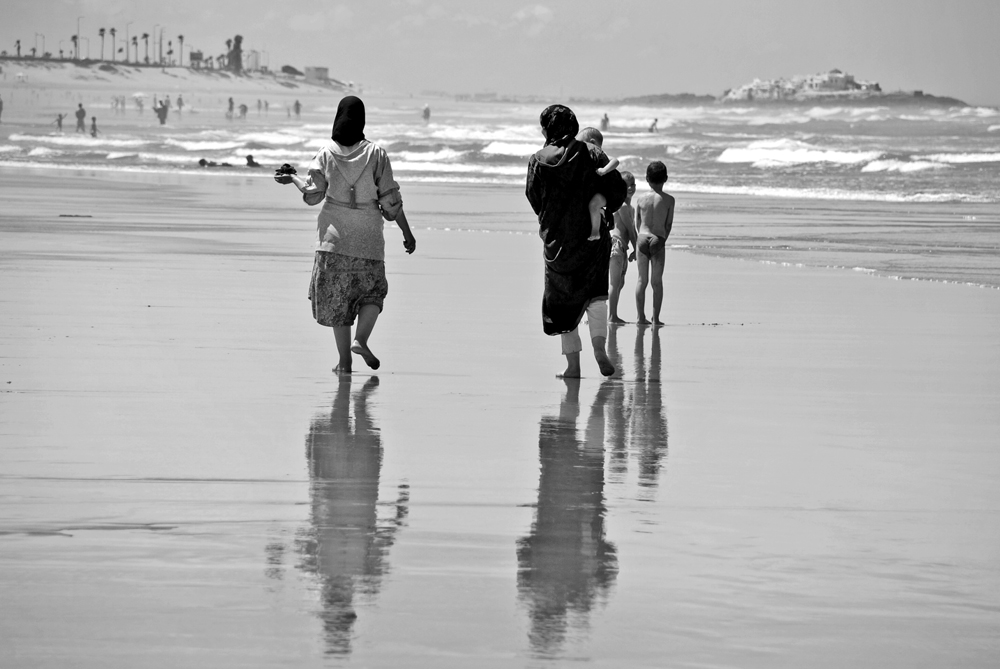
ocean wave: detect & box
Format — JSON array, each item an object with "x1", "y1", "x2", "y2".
[
  {"x1": 861, "y1": 159, "x2": 949, "y2": 173},
  {"x1": 393, "y1": 161, "x2": 525, "y2": 176},
  {"x1": 0, "y1": 145, "x2": 22, "y2": 154},
  {"x1": 27, "y1": 147, "x2": 62, "y2": 157},
  {"x1": 667, "y1": 181, "x2": 990, "y2": 203},
  {"x1": 989, "y1": 125, "x2": 1000, "y2": 133},
  {"x1": 920, "y1": 152, "x2": 1000, "y2": 164},
  {"x1": 164, "y1": 139, "x2": 245, "y2": 151},
  {"x1": 392, "y1": 148, "x2": 467, "y2": 162},
  {"x1": 718, "y1": 138, "x2": 882, "y2": 166},
  {"x1": 480, "y1": 142, "x2": 538, "y2": 157},
  {"x1": 234, "y1": 131, "x2": 308, "y2": 146},
  {"x1": 8, "y1": 133, "x2": 150, "y2": 148}
]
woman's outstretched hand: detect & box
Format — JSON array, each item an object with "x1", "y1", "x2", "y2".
[{"x1": 403, "y1": 234, "x2": 416, "y2": 254}]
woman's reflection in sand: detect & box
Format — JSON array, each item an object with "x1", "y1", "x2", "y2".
[
  {"x1": 296, "y1": 376, "x2": 408, "y2": 656},
  {"x1": 517, "y1": 378, "x2": 618, "y2": 657}
]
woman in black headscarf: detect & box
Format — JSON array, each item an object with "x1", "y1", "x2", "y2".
[
  {"x1": 278, "y1": 96, "x2": 417, "y2": 374},
  {"x1": 526, "y1": 104, "x2": 625, "y2": 378}
]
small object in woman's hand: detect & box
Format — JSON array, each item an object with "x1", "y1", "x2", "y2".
[{"x1": 274, "y1": 163, "x2": 297, "y2": 184}]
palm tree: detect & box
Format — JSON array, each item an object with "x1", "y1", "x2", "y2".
[
  {"x1": 167, "y1": 41, "x2": 173, "y2": 65},
  {"x1": 177, "y1": 35, "x2": 184, "y2": 67},
  {"x1": 98, "y1": 28, "x2": 105, "y2": 61},
  {"x1": 109, "y1": 28, "x2": 116, "y2": 62},
  {"x1": 131, "y1": 36, "x2": 137, "y2": 62},
  {"x1": 142, "y1": 33, "x2": 149, "y2": 64},
  {"x1": 30, "y1": 46, "x2": 37, "y2": 58},
  {"x1": 69, "y1": 35, "x2": 76, "y2": 59}
]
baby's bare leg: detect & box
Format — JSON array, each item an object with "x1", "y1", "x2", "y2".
[{"x1": 588, "y1": 194, "x2": 605, "y2": 240}]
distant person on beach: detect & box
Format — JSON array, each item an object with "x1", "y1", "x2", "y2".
[
  {"x1": 526, "y1": 104, "x2": 627, "y2": 378},
  {"x1": 245, "y1": 154, "x2": 261, "y2": 167},
  {"x1": 633, "y1": 161, "x2": 674, "y2": 326},
  {"x1": 608, "y1": 171, "x2": 637, "y2": 324},
  {"x1": 0, "y1": 94, "x2": 4, "y2": 123},
  {"x1": 276, "y1": 95, "x2": 417, "y2": 374},
  {"x1": 600, "y1": 113, "x2": 609, "y2": 131},
  {"x1": 90, "y1": 117, "x2": 99, "y2": 138},
  {"x1": 53, "y1": 113, "x2": 65, "y2": 131},
  {"x1": 648, "y1": 118, "x2": 658, "y2": 133},
  {"x1": 155, "y1": 101, "x2": 168, "y2": 125},
  {"x1": 257, "y1": 99, "x2": 262, "y2": 116},
  {"x1": 293, "y1": 100, "x2": 302, "y2": 118},
  {"x1": 238, "y1": 103, "x2": 248, "y2": 119},
  {"x1": 176, "y1": 95, "x2": 184, "y2": 114},
  {"x1": 264, "y1": 100, "x2": 269, "y2": 115},
  {"x1": 422, "y1": 104, "x2": 430, "y2": 122},
  {"x1": 577, "y1": 127, "x2": 620, "y2": 241},
  {"x1": 227, "y1": 97, "x2": 234, "y2": 120},
  {"x1": 75, "y1": 103, "x2": 86, "y2": 132}
]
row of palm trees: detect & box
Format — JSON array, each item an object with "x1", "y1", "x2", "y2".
[{"x1": 5, "y1": 31, "x2": 184, "y2": 66}]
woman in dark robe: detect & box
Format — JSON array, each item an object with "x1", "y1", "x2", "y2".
[{"x1": 526, "y1": 105, "x2": 625, "y2": 378}]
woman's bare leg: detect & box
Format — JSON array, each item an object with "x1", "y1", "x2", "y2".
[
  {"x1": 350, "y1": 304, "x2": 381, "y2": 370},
  {"x1": 333, "y1": 326, "x2": 353, "y2": 374}
]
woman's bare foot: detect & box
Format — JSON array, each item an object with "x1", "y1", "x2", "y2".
[
  {"x1": 557, "y1": 352, "x2": 581, "y2": 378},
  {"x1": 594, "y1": 348, "x2": 615, "y2": 377},
  {"x1": 636, "y1": 318, "x2": 651, "y2": 326},
  {"x1": 653, "y1": 319, "x2": 665, "y2": 327},
  {"x1": 333, "y1": 364, "x2": 353, "y2": 375},
  {"x1": 351, "y1": 340, "x2": 380, "y2": 370},
  {"x1": 609, "y1": 316, "x2": 626, "y2": 325}
]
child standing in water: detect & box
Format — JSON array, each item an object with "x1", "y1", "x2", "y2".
[
  {"x1": 634, "y1": 161, "x2": 674, "y2": 326},
  {"x1": 576, "y1": 127, "x2": 620, "y2": 241},
  {"x1": 89, "y1": 117, "x2": 99, "y2": 138}
]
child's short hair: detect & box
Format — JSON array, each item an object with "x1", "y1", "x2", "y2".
[
  {"x1": 620, "y1": 170, "x2": 635, "y2": 186},
  {"x1": 577, "y1": 127, "x2": 604, "y2": 148},
  {"x1": 646, "y1": 161, "x2": 668, "y2": 184}
]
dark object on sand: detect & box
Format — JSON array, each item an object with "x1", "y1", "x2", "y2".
[
  {"x1": 274, "y1": 163, "x2": 297, "y2": 184},
  {"x1": 246, "y1": 155, "x2": 261, "y2": 168}
]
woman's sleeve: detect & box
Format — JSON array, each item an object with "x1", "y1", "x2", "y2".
[
  {"x1": 301, "y1": 150, "x2": 328, "y2": 206},
  {"x1": 525, "y1": 157, "x2": 543, "y2": 216},
  {"x1": 373, "y1": 147, "x2": 403, "y2": 221}
]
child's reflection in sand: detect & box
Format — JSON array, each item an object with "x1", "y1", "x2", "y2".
[
  {"x1": 517, "y1": 378, "x2": 618, "y2": 657},
  {"x1": 297, "y1": 376, "x2": 409, "y2": 656}
]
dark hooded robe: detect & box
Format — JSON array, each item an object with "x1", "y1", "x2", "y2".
[{"x1": 526, "y1": 116, "x2": 627, "y2": 336}]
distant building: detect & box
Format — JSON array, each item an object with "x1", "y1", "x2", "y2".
[
  {"x1": 304, "y1": 66, "x2": 328, "y2": 85},
  {"x1": 189, "y1": 51, "x2": 204, "y2": 69},
  {"x1": 723, "y1": 68, "x2": 881, "y2": 102}
]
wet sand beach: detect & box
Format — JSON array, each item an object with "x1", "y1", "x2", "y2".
[{"x1": 2, "y1": 168, "x2": 999, "y2": 667}]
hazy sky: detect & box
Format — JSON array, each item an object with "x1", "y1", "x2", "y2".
[{"x1": 4, "y1": 0, "x2": 999, "y2": 104}]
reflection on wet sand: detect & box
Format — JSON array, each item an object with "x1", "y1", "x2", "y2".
[
  {"x1": 518, "y1": 326, "x2": 669, "y2": 657},
  {"x1": 517, "y1": 378, "x2": 617, "y2": 657},
  {"x1": 295, "y1": 376, "x2": 409, "y2": 655}
]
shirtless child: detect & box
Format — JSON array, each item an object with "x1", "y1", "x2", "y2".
[
  {"x1": 608, "y1": 171, "x2": 636, "y2": 324},
  {"x1": 576, "y1": 127, "x2": 620, "y2": 240},
  {"x1": 634, "y1": 161, "x2": 674, "y2": 326}
]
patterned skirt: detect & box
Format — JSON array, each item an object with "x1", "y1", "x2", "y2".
[{"x1": 308, "y1": 251, "x2": 388, "y2": 327}]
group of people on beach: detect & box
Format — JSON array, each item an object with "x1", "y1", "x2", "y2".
[{"x1": 278, "y1": 97, "x2": 672, "y2": 379}]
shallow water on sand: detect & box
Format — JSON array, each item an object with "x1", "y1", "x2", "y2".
[{"x1": 2, "y1": 171, "x2": 1000, "y2": 667}]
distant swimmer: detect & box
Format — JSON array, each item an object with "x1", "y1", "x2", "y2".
[
  {"x1": 600, "y1": 113, "x2": 609, "y2": 131},
  {"x1": 422, "y1": 104, "x2": 430, "y2": 122},
  {"x1": 293, "y1": 99, "x2": 302, "y2": 118},
  {"x1": 90, "y1": 116, "x2": 99, "y2": 138},
  {"x1": 245, "y1": 154, "x2": 261, "y2": 168},
  {"x1": 648, "y1": 118, "x2": 658, "y2": 133},
  {"x1": 238, "y1": 103, "x2": 248, "y2": 119},
  {"x1": 75, "y1": 103, "x2": 87, "y2": 132},
  {"x1": 198, "y1": 158, "x2": 233, "y2": 168}
]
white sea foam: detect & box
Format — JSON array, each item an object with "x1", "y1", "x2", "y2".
[
  {"x1": 668, "y1": 180, "x2": 988, "y2": 203},
  {"x1": 0, "y1": 145, "x2": 22, "y2": 154},
  {"x1": 28, "y1": 147, "x2": 62, "y2": 157},
  {"x1": 718, "y1": 138, "x2": 882, "y2": 166},
  {"x1": 392, "y1": 148, "x2": 467, "y2": 162},
  {"x1": 9, "y1": 133, "x2": 149, "y2": 148},
  {"x1": 989, "y1": 125, "x2": 1000, "y2": 132},
  {"x1": 480, "y1": 142, "x2": 538, "y2": 157},
  {"x1": 393, "y1": 161, "x2": 525, "y2": 176},
  {"x1": 920, "y1": 152, "x2": 1000, "y2": 164},
  {"x1": 164, "y1": 139, "x2": 245, "y2": 151},
  {"x1": 861, "y1": 159, "x2": 949, "y2": 173},
  {"x1": 234, "y1": 131, "x2": 308, "y2": 146}
]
